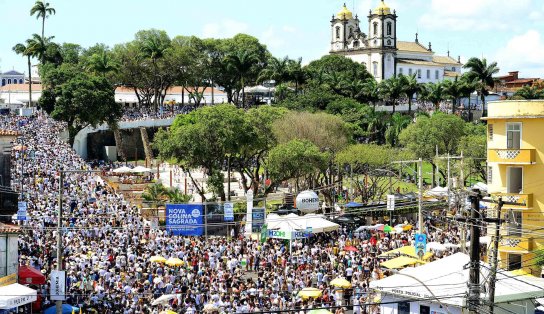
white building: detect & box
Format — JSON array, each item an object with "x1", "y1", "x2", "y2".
[
  {"x1": 0, "y1": 71, "x2": 24, "y2": 87},
  {"x1": 330, "y1": 1, "x2": 462, "y2": 82}
]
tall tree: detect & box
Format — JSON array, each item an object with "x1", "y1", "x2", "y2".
[
  {"x1": 259, "y1": 56, "x2": 290, "y2": 85},
  {"x1": 400, "y1": 74, "x2": 422, "y2": 115},
  {"x1": 463, "y1": 57, "x2": 500, "y2": 117},
  {"x1": 12, "y1": 41, "x2": 36, "y2": 107},
  {"x1": 422, "y1": 82, "x2": 447, "y2": 111},
  {"x1": 385, "y1": 113, "x2": 411, "y2": 147},
  {"x1": 86, "y1": 50, "x2": 119, "y2": 77},
  {"x1": 287, "y1": 57, "x2": 305, "y2": 93},
  {"x1": 443, "y1": 77, "x2": 464, "y2": 114},
  {"x1": 30, "y1": 1, "x2": 56, "y2": 39},
  {"x1": 26, "y1": 33, "x2": 54, "y2": 64},
  {"x1": 379, "y1": 76, "x2": 404, "y2": 113},
  {"x1": 226, "y1": 50, "x2": 259, "y2": 108},
  {"x1": 514, "y1": 86, "x2": 544, "y2": 100}
]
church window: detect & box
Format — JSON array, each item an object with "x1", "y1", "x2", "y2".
[
  {"x1": 426, "y1": 69, "x2": 430, "y2": 79},
  {"x1": 387, "y1": 22, "x2": 392, "y2": 36},
  {"x1": 387, "y1": 40, "x2": 391, "y2": 46},
  {"x1": 373, "y1": 62, "x2": 378, "y2": 76},
  {"x1": 1, "y1": 79, "x2": 4, "y2": 86},
  {"x1": 373, "y1": 22, "x2": 378, "y2": 36},
  {"x1": 452, "y1": 67, "x2": 456, "y2": 71},
  {"x1": 349, "y1": 27, "x2": 353, "y2": 36},
  {"x1": 353, "y1": 41, "x2": 359, "y2": 48},
  {"x1": 19, "y1": 79, "x2": 23, "y2": 84},
  {"x1": 435, "y1": 70, "x2": 440, "y2": 79},
  {"x1": 7, "y1": 79, "x2": 11, "y2": 84},
  {"x1": 417, "y1": 69, "x2": 421, "y2": 79},
  {"x1": 408, "y1": 68, "x2": 413, "y2": 76},
  {"x1": 336, "y1": 26, "x2": 340, "y2": 39}
]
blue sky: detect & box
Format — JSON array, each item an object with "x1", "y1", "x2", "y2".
[{"x1": 1, "y1": 0, "x2": 543, "y2": 77}]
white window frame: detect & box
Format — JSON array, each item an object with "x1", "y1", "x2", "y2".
[{"x1": 506, "y1": 122, "x2": 522, "y2": 149}]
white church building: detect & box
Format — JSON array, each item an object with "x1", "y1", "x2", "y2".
[{"x1": 330, "y1": 1, "x2": 462, "y2": 82}]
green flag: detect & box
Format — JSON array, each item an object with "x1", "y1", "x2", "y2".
[{"x1": 260, "y1": 224, "x2": 268, "y2": 243}]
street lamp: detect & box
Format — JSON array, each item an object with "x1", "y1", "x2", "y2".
[{"x1": 55, "y1": 169, "x2": 101, "y2": 314}]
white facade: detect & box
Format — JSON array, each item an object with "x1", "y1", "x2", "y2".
[
  {"x1": 330, "y1": 1, "x2": 462, "y2": 82},
  {"x1": 0, "y1": 71, "x2": 24, "y2": 87}
]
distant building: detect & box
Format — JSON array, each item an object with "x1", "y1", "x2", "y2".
[
  {"x1": 0, "y1": 71, "x2": 24, "y2": 87},
  {"x1": 496, "y1": 71, "x2": 541, "y2": 94},
  {"x1": 329, "y1": 1, "x2": 462, "y2": 82}
]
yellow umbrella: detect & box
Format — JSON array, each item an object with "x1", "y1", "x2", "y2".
[
  {"x1": 403, "y1": 224, "x2": 413, "y2": 231},
  {"x1": 149, "y1": 255, "x2": 167, "y2": 263},
  {"x1": 308, "y1": 310, "x2": 333, "y2": 314},
  {"x1": 165, "y1": 257, "x2": 183, "y2": 267},
  {"x1": 330, "y1": 277, "x2": 352, "y2": 288},
  {"x1": 297, "y1": 287, "x2": 323, "y2": 299}
]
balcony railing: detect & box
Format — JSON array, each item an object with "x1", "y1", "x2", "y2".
[
  {"x1": 488, "y1": 149, "x2": 535, "y2": 164},
  {"x1": 498, "y1": 236, "x2": 533, "y2": 253},
  {"x1": 491, "y1": 193, "x2": 533, "y2": 209}
]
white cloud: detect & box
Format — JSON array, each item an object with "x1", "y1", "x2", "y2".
[
  {"x1": 419, "y1": 0, "x2": 534, "y2": 31},
  {"x1": 201, "y1": 19, "x2": 249, "y2": 38},
  {"x1": 494, "y1": 30, "x2": 544, "y2": 77},
  {"x1": 261, "y1": 27, "x2": 286, "y2": 50}
]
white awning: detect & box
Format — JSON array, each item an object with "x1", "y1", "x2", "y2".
[{"x1": 0, "y1": 283, "x2": 37, "y2": 309}]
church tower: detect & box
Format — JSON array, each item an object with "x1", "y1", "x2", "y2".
[
  {"x1": 330, "y1": 4, "x2": 361, "y2": 52},
  {"x1": 367, "y1": 0, "x2": 397, "y2": 81}
]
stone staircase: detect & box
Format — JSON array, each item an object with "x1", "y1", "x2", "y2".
[{"x1": 139, "y1": 127, "x2": 154, "y2": 162}]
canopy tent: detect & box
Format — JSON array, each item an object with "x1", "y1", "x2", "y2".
[
  {"x1": 426, "y1": 186, "x2": 448, "y2": 197},
  {"x1": 426, "y1": 242, "x2": 447, "y2": 251},
  {"x1": 471, "y1": 182, "x2": 488, "y2": 191},
  {"x1": 131, "y1": 166, "x2": 152, "y2": 173},
  {"x1": 152, "y1": 294, "x2": 178, "y2": 306},
  {"x1": 378, "y1": 245, "x2": 433, "y2": 260},
  {"x1": 371, "y1": 253, "x2": 544, "y2": 308},
  {"x1": 18, "y1": 265, "x2": 46, "y2": 285},
  {"x1": 112, "y1": 166, "x2": 132, "y2": 173},
  {"x1": 299, "y1": 214, "x2": 340, "y2": 233},
  {"x1": 44, "y1": 304, "x2": 79, "y2": 314},
  {"x1": 0, "y1": 283, "x2": 37, "y2": 309},
  {"x1": 344, "y1": 201, "x2": 364, "y2": 208},
  {"x1": 265, "y1": 213, "x2": 339, "y2": 234},
  {"x1": 266, "y1": 213, "x2": 304, "y2": 231},
  {"x1": 466, "y1": 236, "x2": 492, "y2": 247},
  {"x1": 380, "y1": 256, "x2": 426, "y2": 269}
]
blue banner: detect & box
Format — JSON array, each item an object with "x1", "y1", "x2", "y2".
[
  {"x1": 252, "y1": 208, "x2": 265, "y2": 233},
  {"x1": 17, "y1": 202, "x2": 27, "y2": 221},
  {"x1": 166, "y1": 204, "x2": 204, "y2": 236},
  {"x1": 414, "y1": 233, "x2": 427, "y2": 258},
  {"x1": 224, "y1": 202, "x2": 234, "y2": 222}
]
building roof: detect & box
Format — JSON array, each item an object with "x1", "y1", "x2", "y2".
[
  {"x1": 444, "y1": 70, "x2": 460, "y2": 77},
  {"x1": 370, "y1": 253, "x2": 544, "y2": 307},
  {"x1": 397, "y1": 59, "x2": 442, "y2": 67},
  {"x1": 336, "y1": 4, "x2": 353, "y2": 20},
  {"x1": 397, "y1": 41, "x2": 432, "y2": 54},
  {"x1": 507, "y1": 78, "x2": 539, "y2": 84},
  {"x1": 373, "y1": 0, "x2": 392, "y2": 15},
  {"x1": 0, "y1": 84, "x2": 42, "y2": 92},
  {"x1": 432, "y1": 55, "x2": 461, "y2": 65},
  {"x1": 2, "y1": 70, "x2": 23, "y2": 76}
]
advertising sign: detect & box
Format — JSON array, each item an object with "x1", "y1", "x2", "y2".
[
  {"x1": 387, "y1": 195, "x2": 395, "y2": 211},
  {"x1": 224, "y1": 202, "x2": 234, "y2": 222},
  {"x1": 252, "y1": 207, "x2": 265, "y2": 232},
  {"x1": 295, "y1": 190, "x2": 320, "y2": 213},
  {"x1": 50, "y1": 270, "x2": 66, "y2": 301},
  {"x1": 268, "y1": 229, "x2": 289, "y2": 239},
  {"x1": 414, "y1": 233, "x2": 427, "y2": 259},
  {"x1": 17, "y1": 201, "x2": 27, "y2": 221},
  {"x1": 166, "y1": 204, "x2": 204, "y2": 236}
]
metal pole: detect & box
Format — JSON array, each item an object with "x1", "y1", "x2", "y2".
[
  {"x1": 227, "y1": 156, "x2": 231, "y2": 202},
  {"x1": 204, "y1": 203, "x2": 208, "y2": 240},
  {"x1": 447, "y1": 153, "x2": 451, "y2": 209},
  {"x1": 468, "y1": 191, "x2": 481, "y2": 314},
  {"x1": 488, "y1": 197, "x2": 503, "y2": 314},
  {"x1": 55, "y1": 171, "x2": 63, "y2": 314},
  {"x1": 418, "y1": 158, "x2": 423, "y2": 234}
]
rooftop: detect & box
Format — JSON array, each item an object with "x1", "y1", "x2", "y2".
[
  {"x1": 397, "y1": 41, "x2": 432, "y2": 54},
  {"x1": 397, "y1": 59, "x2": 442, "y2": 67},
  {"x1": 1, "y1": 70, "x2": 23, "y2": 76},
  {"x1": 484, "y1": 100, "x2": 544, "y2": 120},
  {"x1": 432, "y1": 55, "x2": 462, "y2": 65}
]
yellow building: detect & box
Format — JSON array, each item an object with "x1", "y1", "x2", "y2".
[{"x1": 485, "y1": 100, "x2": 544, "y2": 274}]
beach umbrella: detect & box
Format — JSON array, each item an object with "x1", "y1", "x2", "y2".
[
  {"x1": 383, "y1": 225, "x2": 393, "y2": 233},
  {"x1": 308, "y1": 310, "x2": 333, "y2": 314},
  {"x1": 444, "y1": 243, "x2": 460, "y2": 249},
  {"x1": 165, "y1": 257, "x2": 183, "y2": 267},
  {"x1": 343, "y1": 246, "x2": 359, "y2": 252},
  {"x1": 330, "y1": 277, "x2": 352, "y2": 288},
  {"x1": 151, "y1": 294, "x2": 177, "y2": 306},
  {"x1": 44, "y1": 304, "x2": 79, "y2": 314},
  {"x1": 149, "y1": 255, "x2": 167, "y2": 263},
  {"x1": 113, "y1": 166, "x2": 132, "y2": 173},
  {"x1": 297, "y1": 287, "x2": 323, "y2": 299}
]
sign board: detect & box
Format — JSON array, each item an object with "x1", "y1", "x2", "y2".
[
  {"x1": 0, "y1": 274, "x2": 17, "y2": 287},
  {"x1": 224, "y1": 202, "x2": 234, "y2": 222},
  {"x1": 414, "y1": 233, "x2": 427, "y2": 259},
  {"x1": 150, "y1": 217, "x2": 159, "y2": 230},
  {"x1": 50, "y1": 270, "x2": 66, "y2": 301},
  {"x1": 295, "y1": 190, "x2": 320, "y2": 213},
  {"x1": 386, "y1": 195, "x2": 395, "y2": 211},
  {"x1": 292, "y1": 230, "x2": 310, "y2": 239},
  {"x1": 268, "y1": 229, "x2": 289, "y2": 239},
  {"x1": 252, "y1": 208, "x2": 265, "y2": 233},
  {"x1": 17, "y1": 201, "x2": 27, "y2": 221},
  {"x1": 165, "y1": 204, "x2": 204, "y2": 236}
]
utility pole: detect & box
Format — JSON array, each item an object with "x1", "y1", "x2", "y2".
[
  {"x1": 468, "y1": 190, "x2": 482, "y2": 314},
  {"x1": 488, "y1": 197, "x2": 504, "y2": 314},
  {"x1": 55, "y1": 171, "x2": 63, "y2": 314},
  {"x1": 418, "y1": 158, "x2": 423, "y2": 234}
]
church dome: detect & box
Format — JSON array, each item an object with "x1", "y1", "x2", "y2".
[
  {"x1": 373, "y1": 0, "x2": 392, "y2": 15},
  {"x1": 336, "y1": 4, "x2": 353, "y2": 20}
]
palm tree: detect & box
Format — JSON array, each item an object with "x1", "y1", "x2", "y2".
[
  {"x1": 385, "y1": 112, "x2": 411, "y2": 146},
  {"x1": 422, "y1": 82, "x2": 447, "y2": 111},
  {"x1": 166, "y1": 187, "x2": 191, "y2": 203},
  {"x1": 287, "y1": 57, "x2": 305, "y2": 93},
  {"x1": 460, "y1": 75, "x2": 478, "y2": 120},
  {"x1": 12, "y1": 41, "x2": 36, "y2": 107},
  {"x1": 514, "y1": 86, "x2": 544, "y2": 100},
  {"x1": 87, "y1": 50, "x2": 119, "y2": 77},
  {"x1": 26, "y1": 33, "x2": 54, "y2": 64},
  {"x1": 142, "y1": 183, "x2": 168, "y2": 208},
  {"x1": 400, "y1": 74, "x2": 422, "y2": 115},
  {"x1": 30, "y1": 1, "x2": 56, "y2": 39},
  {"x1": 443, "y1": 77, "x2": 464, "y2": 114},
  {"x1": 379, "y1": 76, "x2": 404, "y2": 113},
  {"x1": 140, "y1": 35, "x2": 168, "y2": 66},
  {"x1": 226, "y1": 50, "x2": 259, "y2": 108},
  {"x1": 463, "y1": 57, "x2": 500, "y2": 117},
  {"x1": 361, "y1": 78, "x2": 380, "y2": 110},
  {"x1": 258, "y1": 56, "x2": 289, "y2": 85}
]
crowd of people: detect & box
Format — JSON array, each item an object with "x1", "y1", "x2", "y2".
[
  {"x1": 9, "y1": 112, "x2": 463, "y2": 314},
  {"x1": 121, "y1": 106, "x2": 194, "y2": 122}
]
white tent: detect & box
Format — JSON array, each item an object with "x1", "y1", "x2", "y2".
[
  {"x1": 426, "y1": 186, "x2": 448, "y2": 197},
  {"x1": 0, "y1": 283, "x2": 37, "y2": 309},
  {"x1": 266, "y1": 214, "x2": 304, "y2": 231},
  {"x1": 371, "y1": 253, "x2": 544, "y2": 311},
  {"x1": 298, "y1": 214, "x2": 340, "y2": 233},
  {"x1": 265, "y1": 213, "x2": 339, "y2": 234},
  {"x1": 151, "y1": 294, "x2": 178, "y2": 306},
  {"x1": 131, "y1": 166, "x2": 152, "y2": 173},
  {"x1": 113, "y1": 166, "x2": 132, "y2": 173}
]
